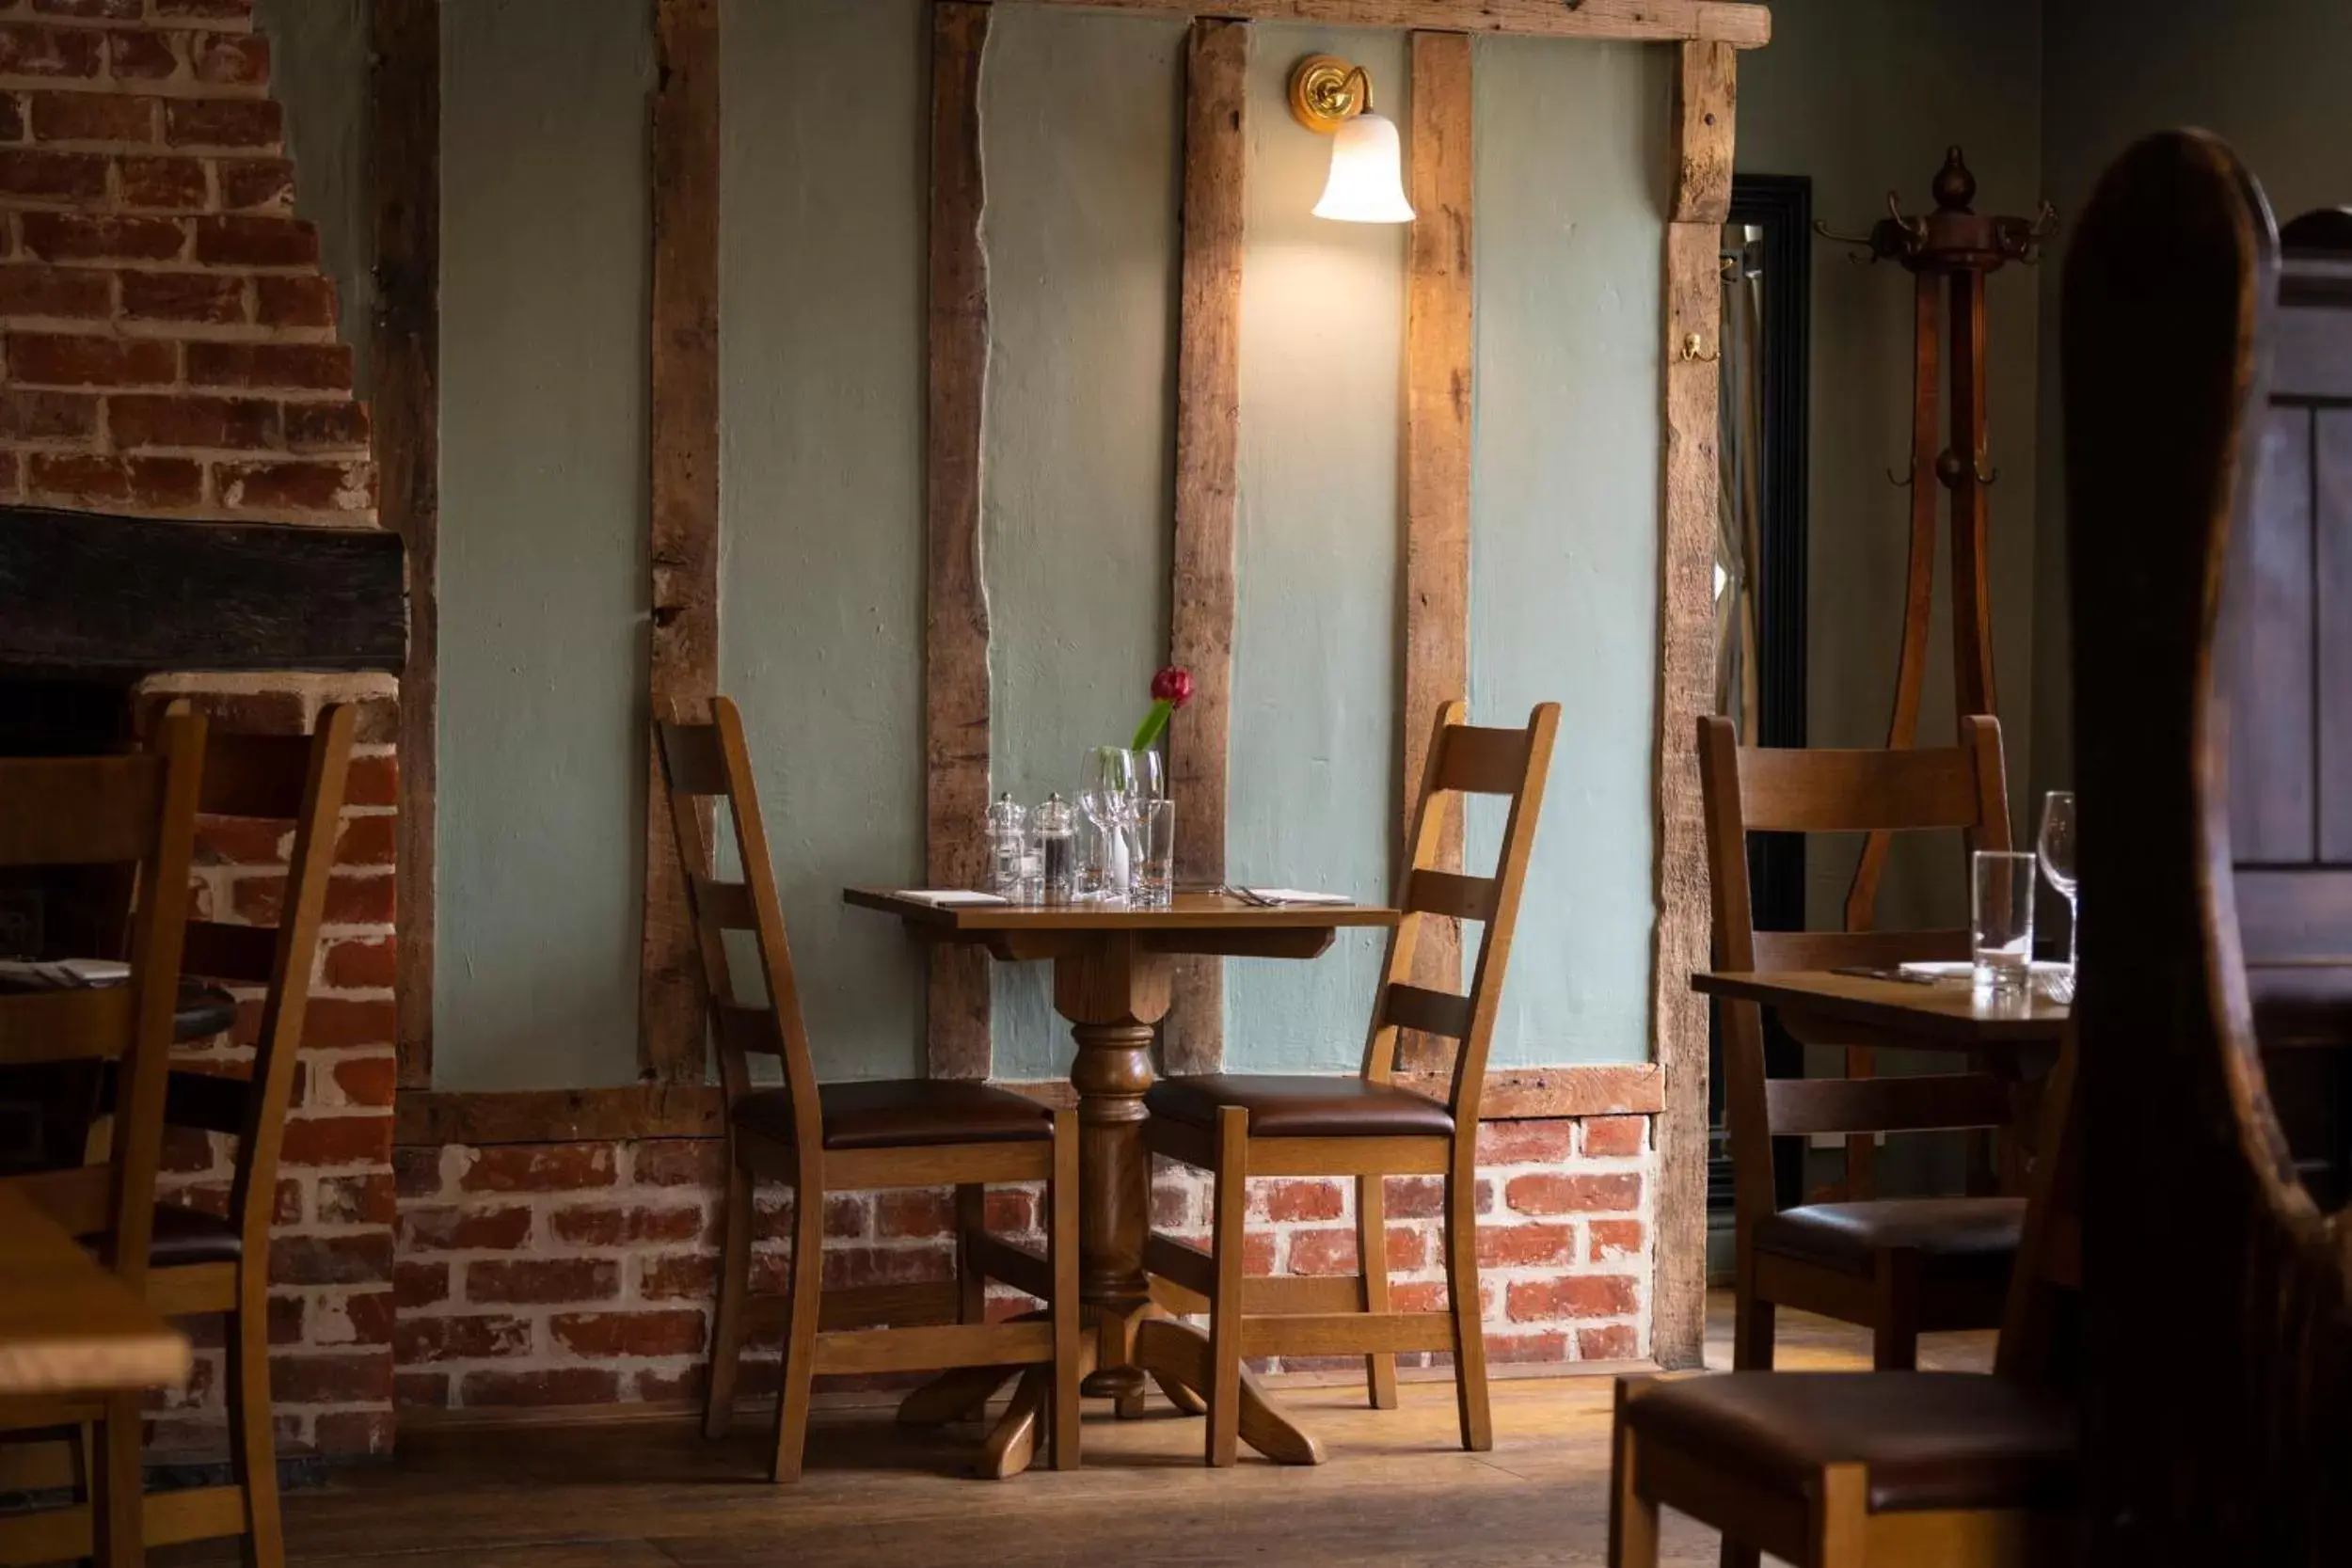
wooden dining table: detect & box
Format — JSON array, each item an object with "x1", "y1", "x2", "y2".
[
  {"x1": 847, "y1": 887, "x2": 1400, "y2": 1474},
  {"x1": 0, "y1": 1184, "x2": 188, "y2": 1397},
  {"x1": 1690, "y1": 968, "x2": 2073, "y2": 1056}
]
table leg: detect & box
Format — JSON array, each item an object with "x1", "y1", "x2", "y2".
[
  {"x1": 1056, "y1": 936, "x2": 1170, "y2": 1409},
  {"x1": 1132, "y1": 1318, "x2": 1326, "y2": 1465}
]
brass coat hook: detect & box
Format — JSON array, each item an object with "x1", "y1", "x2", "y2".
[{"x1": 1677, "y1": 333, "x2": 1720, "y2": 364}]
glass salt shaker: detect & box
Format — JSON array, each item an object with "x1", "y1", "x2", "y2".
[
  {"x1": 1034, "y1": 793, "x2": 1077, "y2": 906},
  {"x1": 986, "y1": 793, "x2": 1029, "y2": 899}
]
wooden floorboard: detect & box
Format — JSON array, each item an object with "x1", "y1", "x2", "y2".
[{"x1": 158, "y1": 1299, "x2": 1989, "y2": 1568}]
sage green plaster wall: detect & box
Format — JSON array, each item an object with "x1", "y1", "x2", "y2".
[
  {"x1": 718, "y1": 0, "x2": 930, "y2": 1082},
  {"x1": 981, "y1": 6, "x2": 1183, "y2": 1082},
  {"x1": 1221, "y1": 23, "x2": 1409, "y2": 1072},
  {"x1": 1736, "y1": 0, "x2": 2044, "y2": 932},
  {"x1": 434, "y1": 0, "x2": 653, "y2": 1089},
  {"x1": 397, "y1": 2, "x2": 1728, "y2": 1088},
  {"x1": 1466, "y1": 36, "x2": 1669, "y2": 1067}
]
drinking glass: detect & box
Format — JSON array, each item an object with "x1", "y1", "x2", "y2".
[
  {"x1": 1136, "y1": 799, "x2": 1176, "y2": 908},
  {"x1": 1081, "y1": 747, "x2": 1150, "y2": 903},
  {"x1": 2038, "y1": 791, "x2": 2078, "y2": 979},
  {"x1": 1972, "y1": 850, "x2": 2036, "y2": 994}
]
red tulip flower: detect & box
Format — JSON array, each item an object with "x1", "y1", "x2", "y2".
[{"x1": 1132, "y1": 666, "x2": 1194, "y2": 751}]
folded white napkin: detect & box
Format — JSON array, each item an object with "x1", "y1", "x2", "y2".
[
  {"x1": 1896, "y1": 959, "x2": 2069, "y2": 980},
  {"x1": 895, "y1": 889, "x2": 1009, "y2": 908},
  {"x1": 0, "y1": 957, "x2": 130, "y2": 988},
  {"x1": 1243, "y1": 888, "x2": 1355, "y2": 907}
]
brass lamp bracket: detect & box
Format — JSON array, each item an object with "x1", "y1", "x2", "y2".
[{"x1": 1289, "y1": 55, "x2": 1372, "y2": 133}]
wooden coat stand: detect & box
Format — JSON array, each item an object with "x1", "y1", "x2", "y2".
[{"x1": 1820, "y1": 148, "x2": 2057, "y2": 930}]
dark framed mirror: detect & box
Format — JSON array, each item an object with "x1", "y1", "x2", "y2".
[{"x1": 1708, "y1": 173, "x2": 1812, "y2": 1271}]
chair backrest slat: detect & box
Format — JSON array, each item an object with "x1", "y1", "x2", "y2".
[
  {"x1": 715, "y1": 1001, "x2": 788, "y2": 1059},
  {"x1": 1764, "y1": 1072, "x2": 2014, "y2": 1138},
  {"x1": 1698, "y1": 712, "x2": 2013, "y2": 1220},
  {"x1": 1382, "y1": 982, "x2": 1472, "y2": 1043},
  {"x1": 1431, "y1": 723, "x2": 1535, "y2": 797},
  {"x1": 0, "y1": 985, "x2": 136, "y2": 1066},
  {"x1": 1402, "y1": 867, "x2": 1500, "y2": 924},
  {"x1": 1748, "y1": 927, "x2": 1971, "y2": 972},
  {"x1": 660, "y1": 721, "x2": 731, "y2": 798},
  {"x1": 182, "y1": 918, "x2": 280, "y2": 987},
  {"x1": 0, "y1": 755, "x2": 165, "y2": 866},
  {"x1": 692, "y1": 876, "x2": 756, "y2": 933},
  {"x1": 657, "y1": 698, "x2": 823, "y2": 1158},
  {"x1": 1731, "y1": 745, "x2": 1988, "y2": 833},
  {"x1": 196, "y1": 732, "x2": 315, "y2": 819},
  {"x1": 1361, "y1": 702, "x2": 1559, "y2": 1129}
]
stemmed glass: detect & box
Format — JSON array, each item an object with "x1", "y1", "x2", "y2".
[
  {"x1": 1079, "y1": 748, "x2": 1164, "y2": 902},
  {"x1": 2037, "y1": 791, "x2": 2078, "y2": 996}
]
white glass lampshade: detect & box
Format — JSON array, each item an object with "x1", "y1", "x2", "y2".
[{"x1": 1312, "y1": 112, "x2": 1415, "y2": 224}]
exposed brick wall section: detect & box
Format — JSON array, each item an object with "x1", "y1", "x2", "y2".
[
  {"x1": 0, "y1": 0, "x2": 393, "y2": 1460},
  {"x1": 390, "y1": 1118, "x2": 1655, "y2": 1413}
]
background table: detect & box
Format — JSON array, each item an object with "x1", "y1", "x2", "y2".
[
  {"x1": 1691, "y1": 969, "x2": 2071, "y2": 1053},
  {"x1": 848, "y1": 889, "x2": 1399, "y2": 1470}
]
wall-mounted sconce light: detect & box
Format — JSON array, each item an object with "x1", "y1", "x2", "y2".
[{"x1": 1288, "y1": 55, "x2": 1415, "y2": 225}]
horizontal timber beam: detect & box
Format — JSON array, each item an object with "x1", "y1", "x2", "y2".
[
  {"x1": 390, "y1": 1064, "x2": 1662, "y2": 1147},
  {"x1": 1013, "y1": 0, "x2": 1771, "y2": 48}
]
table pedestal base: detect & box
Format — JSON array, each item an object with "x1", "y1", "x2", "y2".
[{"x1": 894, "y1": 1315, "x2": 1324, "y2": 1478}]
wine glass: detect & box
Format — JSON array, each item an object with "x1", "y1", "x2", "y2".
[
  {"x1": 2037, "y1": 791, "x2": 2078, "y2": 993},
  {"x1": 1080, "y1": 748, "x2": 1141, "y2": 902}
]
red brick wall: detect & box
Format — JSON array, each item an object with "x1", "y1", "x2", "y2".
[
  {"x1": 389, "y1": 1117, "x2": 1654, "y2": 1415},
  {"x1": 0, "y1": 0, "x2": 395, "y2": 1459}
]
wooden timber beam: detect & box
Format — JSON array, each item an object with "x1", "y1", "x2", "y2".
[
  {"x1": 1399, "y1": 29, "x2": 1472, "y2": 1069},
  {"x1": 1163, "y1": 17, "x2": 1248, "y2": 1077},
  {"x1": 390, "y1": 1064, "x2": 1664, "y2": 1147},
  {"x1": 1016, "y1": 0, "x2": 1770, "y2": 47},
  {"x1": 639, "y1": 0, "x2": 723, "y2": 1085},
  {"x1": 1649, "y1": 38, "x2": 1736, "y2": 1372},
  {"x1": 926, "y1": 2, "x2": 995, "y2": 1081},
  {"x1": 372, "y1": 0, "x2": 439, "y2": 1090}
]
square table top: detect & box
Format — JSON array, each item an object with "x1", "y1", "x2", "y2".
[
  {"x1": 844, "y1": 888, "x2": 1401, "y2": 934},
  {"x1": 1691, "y1": 968, "x2": 2072, "y2": 1047},
  {"x1": 0, "y1": 1186, "x2": 190, "y2": 1397}
]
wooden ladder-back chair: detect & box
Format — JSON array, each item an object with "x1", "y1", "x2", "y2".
[
  {"x1": 659, "y1": 697, "x2": 1081, "y2": 1481},
  {"x1": 1699, "y1": 714, "x2": 2026, "y2": 1372},
  {"x1": 0, "y1": 705, "x2": 353, "y2": 1568},
  {"x1": 0, "y1": 711, "x2": 204, "y2": 1568},
  {"x1": 1141, "y1": 701, "x2": 1558, "y2": 1465},
  {"x1": 2064, "y1": 128, "x2": 2352, "y2": 1563},
  {"x1": 1610, "y1": 1033, "x2": 2081, "y2": 1568}
]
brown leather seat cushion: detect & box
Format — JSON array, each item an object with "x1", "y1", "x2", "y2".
[
  {"x1": 1143, "y1": 1074, "x2": 1454, "y2": 1138},
  {"x1": 1626, "y1": 1371, "x2": 2077, "y2": 1514},
  {"x1": 734, "y1": 1079, "x2": 1052, "y2": 1151},
  {"x1": 1753, "y1": 1197, "x2": 2024, "y2": 1278},
  {"x1": 149, "y1": 1203, "x2": 241, "y2": 1266}
]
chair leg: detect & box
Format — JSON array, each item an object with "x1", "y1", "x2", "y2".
[
  {"x1": 1204, "y1": 1106, "x2": 1248, "y2": 1468},
  {"x1": 704, "y1": 1156, "x2": 755, "y2": 1440},
  {"x1": 1357, "y1": 1174, "x2": 1399, "y2": 1410},
  {"x1": 1813, "y1": 1463, "x2": 1869, "y2": 1568},
  {"x1": 1442, "y1": 1153, "x2": 1491, "y2": 1452},
  {"x1": 955, "y1": 1182, "x2": 987, "y2": 1325},
  {"x1": 1871, "y1": 1249, "x2": 1921, "y2": 1371},
  {"x1": 1732, "y1": 1261, "x2": 1775, "y2": 1370},
  {"x1": 228, "y1": 1282, "x2": 284, "y2": 1568},
  {"x1": 1048, "y1": 1112, "x2": 1082, "y2": 1471},
  {"x1": 90, "y1": 1393, "x2": 141, "y2": 1568},
  {"x1": 1608, "y1": 1381, "x2": 1660, "y2": 1568},
  {"x1": 770, "y1": 1176, "x2": 826, "y2": 1484}
]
